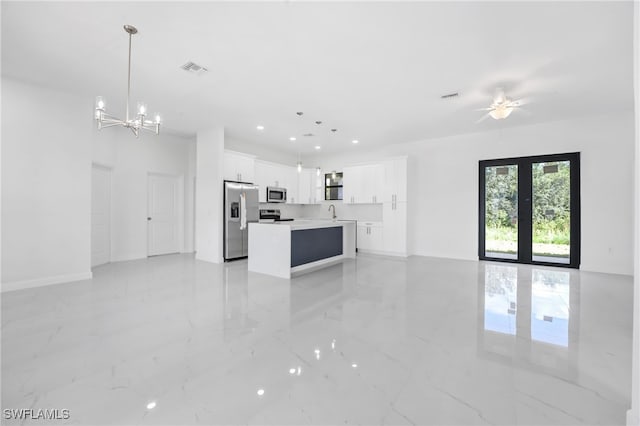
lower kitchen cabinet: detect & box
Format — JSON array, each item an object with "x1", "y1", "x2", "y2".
[
  {"x1": 357, "y1": 222, "x2": 384, "y2": 252},
  {"x1": 382, "y1": 201, "x2": 407, "y2": 256}
]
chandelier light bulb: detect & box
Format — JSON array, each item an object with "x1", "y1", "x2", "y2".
[
  {"x1": 154, "y1": 113, "x2": 162, "y2": 124},
  {"x1": 316, "y1": 167, "x2": 321, "y2": 177},
  {"x1": 137, "y1": 102, "x2": 147, "y2": 116},
  {"x1": 95, "y1": 96, "x2": 105, "y2": 111},
  {"x1": 297, "y1": 162, "x2": 302, "y2": 173}
]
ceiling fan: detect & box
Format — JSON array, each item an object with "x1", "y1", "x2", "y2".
[{"x1": 476, "y1": 88, "x2": 526, "y2": 122}]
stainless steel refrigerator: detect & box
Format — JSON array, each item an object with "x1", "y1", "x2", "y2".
[{"x1": 224, "y1": 181, "x2": 259, "y2": 261}]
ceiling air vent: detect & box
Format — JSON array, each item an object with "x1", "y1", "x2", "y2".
[
  {"x1": 440, "y1": 92, "x2": 459, "y2": 99},
  {"x1": 181, "y1": 61, "x2": 208, "y2": 75}
]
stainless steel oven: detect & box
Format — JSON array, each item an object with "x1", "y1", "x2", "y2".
[{"x1": 266, "y1": 186, "x2": 287, "y2": 203}]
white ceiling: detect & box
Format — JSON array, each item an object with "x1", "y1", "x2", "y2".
[{"x1": 1, "y1": 1, "x2": 634, "y2": 154}]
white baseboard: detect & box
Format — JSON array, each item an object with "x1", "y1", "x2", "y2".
[
  {"x1": 1, "y1": 271, "x2": 93, "y2": 293},
  {"x1": 111, "y1": 252, "x2": 147, "y2": 263},
  {"x1": 357, "y1": 249, "x2": 408, "y2": 258},
  {"x1": 627, "y1": 409, "x2": 639, "y2": 426}
]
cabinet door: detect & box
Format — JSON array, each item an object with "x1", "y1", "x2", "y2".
[
  {"x1": 254, "y1": 161, "x2": 271, "y2": 202},
  {"x1": 382, "y1": 158, "x2": 407, "y2": 203},
  {"x1": 298, "y1": 169, "x2": 312, "y2": 204},
  {"x1": 313, "y1": 169, "x2": 323, "y2": 204},
  {"x1": 383, "y1": 201, "x2": 407, "y2": 255},
  {"x1": 393, "y1": 158, "x2": 407, "y2": 203},
  {"x1": 357, "y1": 223, "x2": 383, "y2": 251},
  {"x1": 357, "y1": 225, "x2": 371, "y2": 250},
  {"x1": 223, "y1": 152, "x2": 238, "y2": 181},
  {"x1": 236, "y1": 155, "x2": 255, "y2": 183},
  {"x1": 370, "y1": 225, "x2": 384, "y2": 250},
  {"x1": 370, "y1": 164, "x2": 384, "y2": 203},
  {"x1": 342, "y1": 166, "x2": 357, "y2": 204}
]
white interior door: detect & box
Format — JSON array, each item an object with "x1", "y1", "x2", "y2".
[
  {"x1": 91, "y1": 165, "x2": 111, "y2": 267},
  {"x1": 148, "y1": 173, "x2": 180, "y2": 256}
]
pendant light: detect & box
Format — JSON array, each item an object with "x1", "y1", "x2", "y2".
[{"x1": 94, "y1": 25, "x2": 161, "y2": 137}]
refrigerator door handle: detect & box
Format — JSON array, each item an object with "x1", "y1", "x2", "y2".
[{"x1": 240, "y1": 192, "x2": 247, "y2": 230}]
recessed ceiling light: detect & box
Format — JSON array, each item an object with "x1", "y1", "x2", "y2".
[
  {"x1": 257, "y1": 389, "x2": 265, "y2": 396},
  {"x1": 315, "y1": 146, "x2": 321, "y2": 150},
  {"x1": 352, "y1": 140, "x2": 359, "y2": 144},
  {"x1": 290, "y1": 137, "x2": 296, "y2": 141},
  {"x1": 146, "y1": 401, "x2": 157, "y2": 410},
  {"x1": 256, "y1": 125, "x2": 264, "y2": 130}
]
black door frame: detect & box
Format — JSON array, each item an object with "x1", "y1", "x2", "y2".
[{"x1": 479, "y1": 152, "x2": 581, "y2": 269}]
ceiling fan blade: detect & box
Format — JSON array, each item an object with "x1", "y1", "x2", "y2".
[
  {"x1": 476, "y1": 113, "x2": 491, "y2": 124},
  {"x1": 514, "y1": 106, "x2": 533, "y2": 116}
]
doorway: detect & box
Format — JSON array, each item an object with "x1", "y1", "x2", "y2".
[
  {"x1": 147, "y1": 173, "x2": 182, "y2": 256},
  {"x1": 479, "y1": 153, "x2": 580, "y2": 268},
  {"x1": 91, "y1": 164, "x2": 111, "y2": 267}
]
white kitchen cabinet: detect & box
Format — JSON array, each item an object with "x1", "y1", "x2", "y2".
[
  {"x1": 382, "y1": 201, "x2": 407, "y2": 256},
  {"x1": 298, "y1": 169, "x2": 313, "y2": 205},
  {"x1": 223, "y1": 150, "x2": 255, "y2": 183},
  {"x1": 357, "y1": 222, "x2": 384, "y2": 252},
  {"x1": 255, "y1": 160, "x2": 302, "y2": 203},
  {"x1": 382, "y1": 157, "x2": 407, "y2": 203},
  {"x1": 343, "y1": 163, "x2": 384, "y2": 204},
  {"x1": 255, "y1": 161, "x2": 277, "y2": 202}
]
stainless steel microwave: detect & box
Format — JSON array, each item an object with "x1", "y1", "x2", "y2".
[{"x1": 266, "y1": 186, "x2": 287, "y2": 203}]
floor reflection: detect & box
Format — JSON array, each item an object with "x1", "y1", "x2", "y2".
[
  {"x1": 478, "y1": 263, "x2": 578, "y2": 376},
  {"x1": 483, "y1": 264, "x2": 518, "y2": 335},
  {"x1": 531, "y1": 269, "x2": 570, "y2": 347}
]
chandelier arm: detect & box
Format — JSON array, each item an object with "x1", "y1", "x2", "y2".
[{"x1": 98, "y1": 122, "x2": 126, "y2": 129}]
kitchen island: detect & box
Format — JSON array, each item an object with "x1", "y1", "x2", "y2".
[{"x1": 248, "y1": 220, "x2": 356, "y2": 279}]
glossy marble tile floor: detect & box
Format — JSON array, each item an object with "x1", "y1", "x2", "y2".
[{"x1": 1, "y1": 254, "x2": 634, "y2": 425}]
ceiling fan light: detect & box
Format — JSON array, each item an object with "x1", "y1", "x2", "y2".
[{"x1": 489, "y1": 106, "x2": 513, "y2": 120}]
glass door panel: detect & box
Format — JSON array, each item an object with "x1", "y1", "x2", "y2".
[
  {"x1": 532, "y1": 161, "x2": 571, "y2": 264},
  {"x1": 484, "y1": 164, "x2": 518, "y2": 260},
  {"x1": 479, "y1": 153, "x2": 579, "y2": 268}
]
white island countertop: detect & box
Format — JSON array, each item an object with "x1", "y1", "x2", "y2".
[
  {"x1": 248, "y1": 220, "x2": 356, "y2": 279},
  {"x1": 257, "y1": 219, "x2": 356, "y2": 230}
]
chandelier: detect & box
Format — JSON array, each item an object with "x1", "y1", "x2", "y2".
[{"x1": 94, "y1": 25, "x2": 160, "y2": 137}]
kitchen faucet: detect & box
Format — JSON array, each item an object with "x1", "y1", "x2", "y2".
[{"x1": 328, "y1": 204, "x2": 336, "y2": 220}]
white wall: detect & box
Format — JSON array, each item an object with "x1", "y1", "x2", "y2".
[
  {"x1": 225, "y1": 137, "x2": 298, "y2": 165},
  {"x1": 309, "y1": 111, "x2": 635, "y2": 276},
  {"x1": 195, "y1": 127, "x2": 225, "y2": 263},
  {"x1": 92, "y1": 126, "x2": 196, "y2": 262},
  {"x1": 628, "y1": 2, "x2": 639, "y2": 424},
  {"x1": 2, "y1": 78, "x2": 92, "y2": 289},
  {"x1": 1, "y1": 77, "x2": 196, "y2": 291}
]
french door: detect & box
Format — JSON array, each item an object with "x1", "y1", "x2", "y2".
[{"x1": 479, "y1": 153, "x2": 580, "y2": 268}]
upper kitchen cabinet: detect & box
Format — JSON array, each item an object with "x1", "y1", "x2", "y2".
[
  {"x1": 283, "y1": 166, "x2": 299, "y2": 204},
  {"x1": 382, "y1": 157, "x2": 407, "y2": 203},
  {"x1": 255, "y1": 160, "x2": 304, "y2": 203},
  {"x1": 298, "y1": 169, "x2": 314, "y2": 205},
  {"x1": 343, "y1": 163, "x2": 384, "y2": 204},
  {"x1": 224, "y1": 150, "x2": 256, "y2": 183}
]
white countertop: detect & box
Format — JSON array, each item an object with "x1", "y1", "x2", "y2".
[{"x1": 251, "y1": 219, "x2": 356, "y2": 231}]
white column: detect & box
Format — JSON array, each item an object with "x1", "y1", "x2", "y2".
[
  {"x1": 629, "y1": 2, "x2": 639, "y2": 425},
  {"x1": 195, "y1": 127, "x2": 225, "y2": 264}
]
